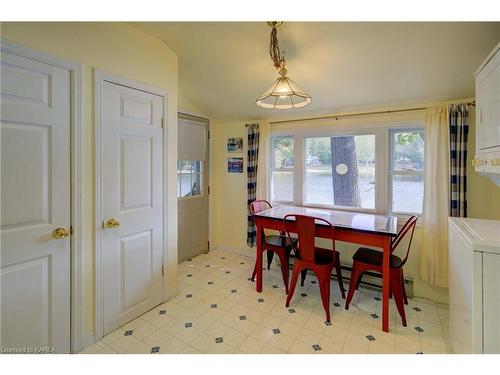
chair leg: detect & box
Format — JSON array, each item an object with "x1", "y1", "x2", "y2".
[
  {"x1": 355, "y1": 273, "x2": 363, "y2": 290},
  {"x1": 266, "y1": 250, "x2": 275, "y2": 270},
  {"x1": 251, "y1": 262, "x2": 257, "y2": 282},
  {"x1": 316, "y1": 269, "x2": 332, "y2": 322},
  {"x1": 345, "y1": 262, "x2": 361, "y2": 310},
  {"x1": 276, "y1": 251, "x2": 290, "y2": 294},
  {"x1": 286, "y1": 265, "x2": 302, "y2": 308},
  {"x1": 334, "y1": 256, "x2": 346, "y2": 299},
  {"x1": 391, "y1": 269, "x2": 407, "y2": 327},
  {"x1": 300, "y1": 269, "x2": 307, "y2": 287},
  {"x1": 402, "y1": 270, "x2": 408, "y2": 305}
]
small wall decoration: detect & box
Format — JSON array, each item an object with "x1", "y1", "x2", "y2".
[
  {"x1": 227, "y1": 137, "x2": 243, "y2": 153},
  {"x1": 227, "y1": 157, "x2": 244, "y2": 173}
]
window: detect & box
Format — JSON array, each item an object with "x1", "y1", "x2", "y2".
[
  {"x1": 270, "y1": 124, "x2": 424, "y2": 215},
  {"x1": 177, "y1": 160, "x2": 203, "y2": 197},
  {"x1": 304, "y1": 135, "x2": 375, "y2": 209},
  {"x1": 270, "y1": 136, "x2": 294, "y2": 202},
  {"x1": 389, "y1": 129, "x2": 424, "y2": 214}
]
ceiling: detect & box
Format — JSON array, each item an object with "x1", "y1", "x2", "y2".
[{"x1": 132, "y1": 22, "x2": 500, "y2": 122}]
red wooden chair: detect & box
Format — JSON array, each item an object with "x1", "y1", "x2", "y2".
[
  {"x1": 344, "y1": 215, "x2": 418, "y2": 326},
  {"x1": 249, "y1": 200, "x2": 296, "y2": 294},
  {"x1": 284, "y1": 214, "x2": 345, "y2": 323}
]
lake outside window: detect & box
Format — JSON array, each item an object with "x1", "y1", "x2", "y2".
[
  {"x1": 305, "y1": 134, "x2": 375, "y2": 209},
  {"x1": 389, "y1": 129, "x2": 424, "y2": 214},
  {"x1": 270, "y1": 136, "x2": 295, "y2": 202}
]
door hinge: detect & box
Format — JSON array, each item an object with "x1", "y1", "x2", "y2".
[
  {"x1": 70, "y1": 226, "x2": 73, "y2": 235},
  {"x1": 161, "y1": 118, "x2": 164, "y2": 128},
  {"x1": 208, "y1": 130, "x2": 210, "y2": 139},
  {"x1": 161, "y1": 264, "x2": 164, "y2": 276},
  {"x1": 207, "y1": 186, "x2": 210, "y2": 195}
]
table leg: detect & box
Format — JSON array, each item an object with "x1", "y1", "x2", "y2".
[
  {"x1": 382, "y1": 236, "x2": 391, "y2": 332},
  {"x1": 256, "y1": 223, "x2": 263, "y2": 293}
]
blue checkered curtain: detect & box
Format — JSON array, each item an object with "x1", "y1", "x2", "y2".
[
  {"x1": 247, "y1": 123, "x2": 260, "y2": 247},
  {"x1": 449, "y1": 104, "x2": 469, "y2": 217}
]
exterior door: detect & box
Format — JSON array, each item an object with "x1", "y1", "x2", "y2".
[
  {"x1": 1, "y1": 51, "x2": 71, "y2": 353},
  {"x1": 177, "y1": 115, "x2": 209, "y2": 262},
  {"x1": 100, "y1": 80, "x2": 164, "y2": 334}
]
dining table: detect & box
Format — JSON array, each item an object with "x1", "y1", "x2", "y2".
[{"x1": 252, "y1": 205, "x2": 398, "y2": 333}]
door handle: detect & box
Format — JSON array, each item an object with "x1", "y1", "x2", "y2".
[
  {"x1": 53, "y1": 227, "x2": 70, "y2": 240},
  {"x1": 105, "y1": 218, "x2": 120, "y2": 229}
]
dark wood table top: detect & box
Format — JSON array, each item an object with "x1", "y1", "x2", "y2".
[{"x1": 253, "y1": 205, "x2": 398, "y2": 237}]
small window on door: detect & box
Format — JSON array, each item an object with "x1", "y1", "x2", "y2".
[{"x1": 177, "y1": 160, "x2": 203, "y2": 197}]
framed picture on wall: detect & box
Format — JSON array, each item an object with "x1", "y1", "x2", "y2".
[
  {"x1": 227, "y1": 137, "x2": 243, "y2": 153},
  {"x1": 227, "y1": 157, "x2": 244, "y2": 173}
]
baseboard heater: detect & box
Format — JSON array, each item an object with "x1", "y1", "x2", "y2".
[{"x1": 286, "y1": 255, "x2": 414, "y2": 298}]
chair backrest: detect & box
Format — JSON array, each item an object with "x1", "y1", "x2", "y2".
[
  {"x1": 249, "y1": 200, "x2": 272, "y2": 215},
  {"x1": 284, "y1": 214, "x2": 335, "y2": 263},
  {"x1": 391, "y1": 215, "x2": 418, "y2": 267}
]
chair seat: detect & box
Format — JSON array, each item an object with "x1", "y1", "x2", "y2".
[
  {"x1": 353, "y1": 247, "x2": 402, "y2": 268},
  {"x1": 263, "y1": 235, "x2": 296, "y2": 249},
  {"x1": 296, "y1": 247, "x2": 339, "y2": 266}
]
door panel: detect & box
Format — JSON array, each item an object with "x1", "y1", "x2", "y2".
[
  {"x1": 121, "y1": 136, "x2": 152, "y2": 210},
  {"x1": 1, "y1": 51, "x2": 70, "y2": 352},
  {"x1": 483, "y1": 252, "x2": 500, "y2": 353},
  {"x1": 101, "y1": 81, "x2": 163, "y2": 334}
]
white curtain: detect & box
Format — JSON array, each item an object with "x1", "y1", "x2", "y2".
[
  {"x1": 421, "y1": 106, "x2": 450, "y2": 288},
  {"x1": 256, "y1": 121, "x2": 270, "y2": 200}
]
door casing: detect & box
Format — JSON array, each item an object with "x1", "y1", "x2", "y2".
[
  {"x1": 94, "y1": 69, "x2": 173, "y2": 342},
  {"x1": 0, "y1": 39, "x2": 83, "y2": 353}
]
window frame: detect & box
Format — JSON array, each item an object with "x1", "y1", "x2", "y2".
[
  {"x1": 388, "y1": 127, "x2": 424, "y2": 216},
  {"x1": 269, "y1": 122, "x2": 424, "y2": 217}
]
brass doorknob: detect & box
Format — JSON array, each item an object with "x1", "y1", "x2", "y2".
[
  {"x1": 106, "y1": 218, "x2": 120, "y2": 229},
  {"x1": 53, "y1": 227, "x2": 69, "y2": 240}
]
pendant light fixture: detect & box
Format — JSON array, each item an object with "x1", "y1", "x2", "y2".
[{"x1": 256, "y1": 22, "x2": 312, "y2": 109}]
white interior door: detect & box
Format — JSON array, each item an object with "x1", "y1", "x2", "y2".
[
  {"x1": 100, "y1": 80, "x2": 164, "y2": 334},
  {"x1": 177, "y1": 116, "x2": 209, "y2": 262},
  {"x1": 1, "y1": 51, "x2": 71, "y2": 352}
]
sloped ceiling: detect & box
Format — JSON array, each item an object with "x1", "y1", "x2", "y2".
[{"x1": 132, "y1": 22, "x2": 500, "y2": 122}]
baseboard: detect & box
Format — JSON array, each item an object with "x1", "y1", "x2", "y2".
[
  {"x1": 77, "y1": 333, "x2": 96, "y2": 353},
  {"x1": 216, "y1": 245, "x2": 255, "y2": 260}
]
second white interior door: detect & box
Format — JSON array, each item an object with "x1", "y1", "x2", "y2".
[
  {"x1": 101, "y1": 80, "x2": 164, "y2": 334},
  {"x1": 177, "y1": 115, "x2": 209, "y2": 262}
]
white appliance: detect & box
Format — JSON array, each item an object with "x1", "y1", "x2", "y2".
[
  {"x1": 473, "y1": 41, "x2": 500, "y2": 186},
  {"x1": 448, "y1": 217, "x2": 500, "y2": 353}
]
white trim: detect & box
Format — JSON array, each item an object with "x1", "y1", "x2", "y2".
[
  {"x1": 0, "y1": 39, "x2": 84, "y2": 353},
  {"x1": 216, "y1": 246, "x2": 255, "y2": 260},
  {"x1": 94, "y1": 69, "x2": 172, "y2": 340},
  {"x1": 80, "y1": 333, "x2": 96, "y2": 351}
]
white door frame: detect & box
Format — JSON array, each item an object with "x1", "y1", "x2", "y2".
[
  {"x1": 94, "y1": 69, "x2": 171, "y2": 341},
  {"x1": 0, "y1": 39, "x2": 84, "y2": 353}
]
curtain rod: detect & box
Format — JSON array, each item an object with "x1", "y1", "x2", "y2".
[{"x1": 269, "y1": 100, "x2": 476, "y2": 125}]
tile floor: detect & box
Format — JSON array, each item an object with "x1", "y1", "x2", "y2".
[{"x1": 81, "y1": 249, "x2": 450, "y2": 354}]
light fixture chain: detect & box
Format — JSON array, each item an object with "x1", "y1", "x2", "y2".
[{"x1": 269, "y1": 27, "x2": 285, "y2": 70}]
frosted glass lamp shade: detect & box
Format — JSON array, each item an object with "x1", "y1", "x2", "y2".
[{"x1": 256, "y1": 76, "x2": 312, "y2": 109}]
